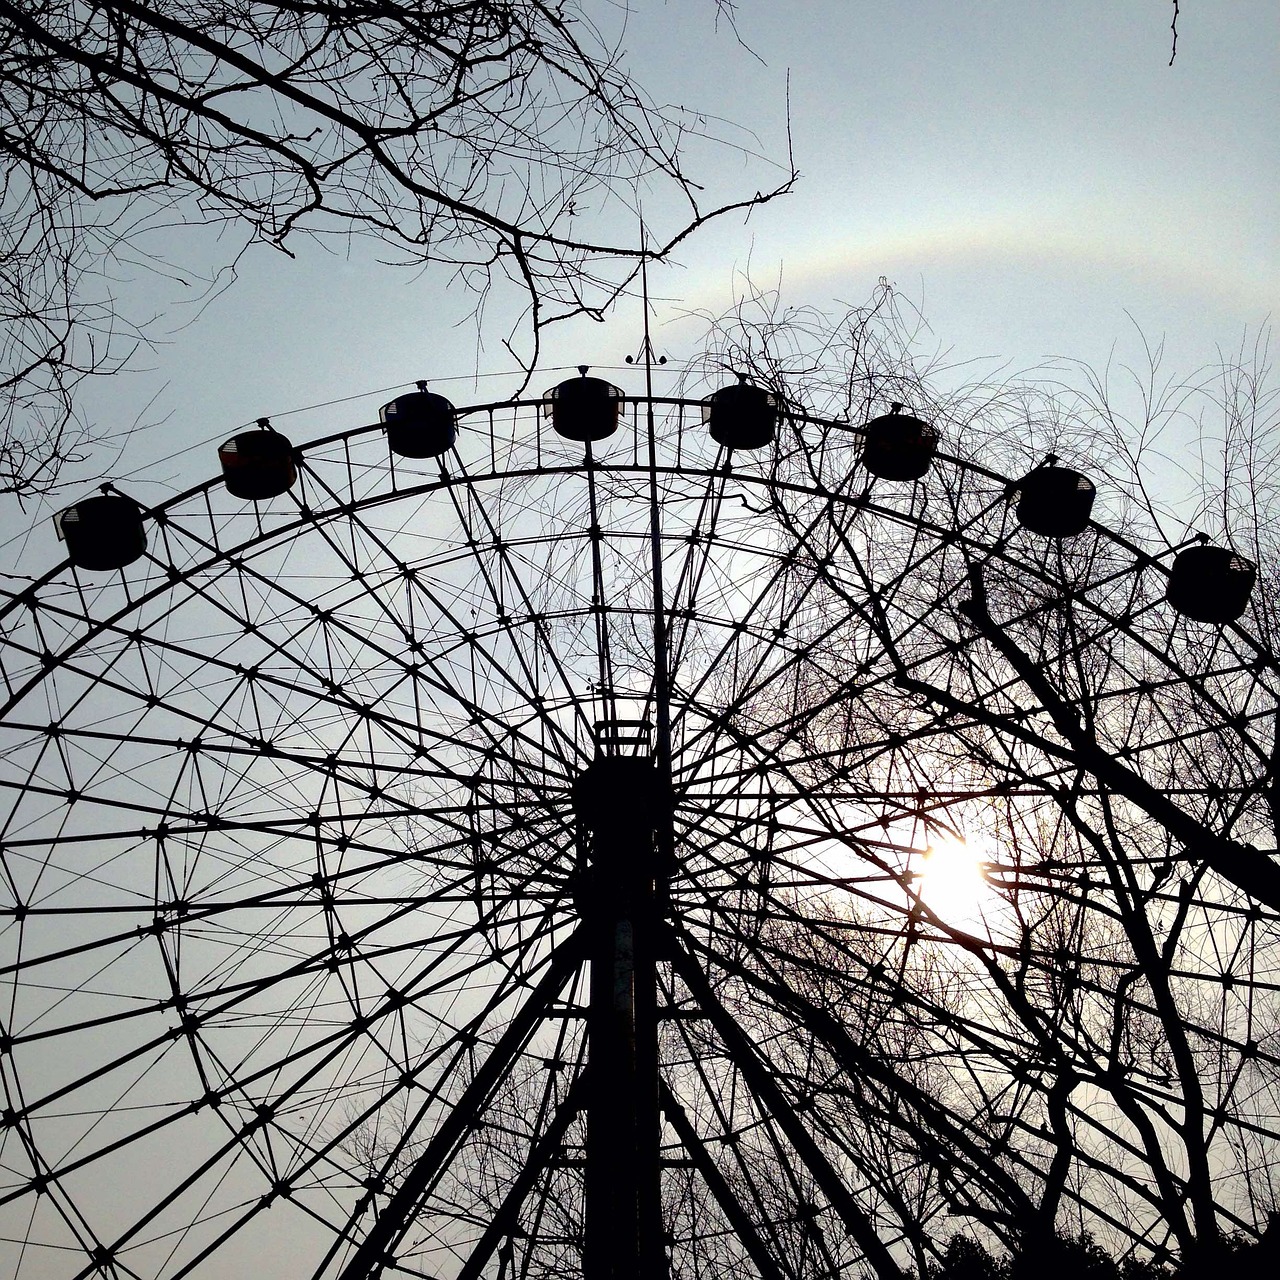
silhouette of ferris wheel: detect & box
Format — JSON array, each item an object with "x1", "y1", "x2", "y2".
[{"x1": 1, "y1": 361, "x2": 1276, "y2": 1280}]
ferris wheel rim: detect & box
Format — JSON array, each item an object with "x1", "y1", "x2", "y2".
[{"x1": 0, "y1": 387, "x2": 1276, "y2": 1277}]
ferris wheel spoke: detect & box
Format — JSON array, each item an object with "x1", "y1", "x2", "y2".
[
  {"x1": 972, "y1": 580, "x2": 1271, "y2": 788},
  {"x1": 667, "y1": 614, "x2": 865, "y2": 787},
  {"x1": 664, "y1": 468, "x2": 861, "y2": 749},
  {"x1": 957, "y1": 594, "x2": 1280, "y2": 909},
  {"x1": 450, "y1": 1070, "x2": 588, "y2": 1280},
  {"x1": 967, "y1": 538, "x2": 1265, "y2": 784},
  {"x1": 678, "y1": 984, "x2": 1035, "y2": 1239},
  {"x1": 660, "y1": 979, "x2": 844, "y2": 1277},
  {"x1": 178, "y1": 530, "x2": 580, "y2": 782},
  {"x1": 324, "y1": 929, "x2": 584, "y2": 1280},
  {"x1": 578, "y1": 446, "x2": 622, "y2": 722},
  {"x1": 687, "y1": 829, "x2": 912, "y2": 932},
  {"x1": 4, "y1": 610, "x2": 483, "y2": 799},
  {"x1": 700, "y1": 878, "x2": 1095, "y2": 1087},
  {"x1": 656, "y1": 1075, "x2": 796, "y2": 1280},
  {"x1": 4, "y1": 869, "x2": 567, "y2": 1159},
  {"x1": 672, "y1": 705, "x2": 971, "y2": 913},
  {"x1": 667, "y1": 525, "x2": 1027, "y2": 779},
  {"x1": 0, "y1": 806, "x2": 562, "y2": 990},
  {"x1": 663, "y1": 457, "x2": 737, "y2": 682},
  {"x1": 441, "y1": 459, "x2": 601, "y2": 753},
  {"x1": 155, "y1": 509, "x2": 579, "y2": 785},
  {"x1": 13, "y1": 910, "x2": 577, "y2": 1278},
  {"x1": 671, "y1": 674, "x2": 1034, "y2": 848}
]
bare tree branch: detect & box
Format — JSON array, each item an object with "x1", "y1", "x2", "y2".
[{"x1": 0, "y1": 1, "x2": 796, "y2": 495}]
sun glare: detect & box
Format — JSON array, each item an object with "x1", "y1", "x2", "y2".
[{"x1": 916, "y1": 832, "x2": 998, "y2": 928}]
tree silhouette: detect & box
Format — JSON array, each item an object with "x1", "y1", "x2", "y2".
[
  {"x1": 667, "y1": 282, "x2": 1280, "y2": 1272},
  {"x1": 0, "y1": 0, "x2": 793, "y2": 496}
]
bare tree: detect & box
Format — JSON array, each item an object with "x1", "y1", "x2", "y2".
[
  {"x1": 672, "y1": 280, "x2": 1280, "y2": 1272},
  {"x1": 0, "y1": 165, "x2": 134, "y2": 499},
  {"x1": 0, "y1": 0, "x2": 794, "y2": 497}
]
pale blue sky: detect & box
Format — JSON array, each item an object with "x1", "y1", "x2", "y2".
[
  {"x1": 635, "y1": 1, "x2": 1276, "y2": 366},
  {"x1": 5, "y1": 0, "x2": 1276, "y2": 555},
  {"x1": 0, "y1": 11, "x2": 1275, "y2": 1267}
]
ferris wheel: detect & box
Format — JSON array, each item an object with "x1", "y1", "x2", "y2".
[{"x1": 0, "y1": 365, "x2": 1276, "y2": 1280}]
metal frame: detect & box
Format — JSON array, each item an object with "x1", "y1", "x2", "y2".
[{"x1": 0, "y1": 391, "x2": 1276, "y2": 1278}]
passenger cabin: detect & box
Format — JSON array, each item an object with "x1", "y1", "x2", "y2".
[
  {"x1": 1166, "y1": 545, "x2": 1256, "y2": 624},
  {"x1": 1011, "y1": 463, "x2": 1096, "y2": 537},
  {"x1": 218, "y1": 422, "x2": 297, "y2": 500},
  {"x1": 382, "y1": 388, "x2": 457, "y2": 458},
  {"x1": 54, "y1": 494, "x2": 147, "y2": 571},
  {"x1": 543, "y1": 369, "x2": 623, "y2": 443},
  {"x1": 862, "y1": 405, "x2": 938, "y2": 481},
  {"x1": 703, "y1": 382, "x2": 781, "y2": 451}
]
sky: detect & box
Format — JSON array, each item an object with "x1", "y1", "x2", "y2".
[
  {"x1": 0, "y1": 6, "x2": 1276, "y2": 1270},
  {"x1": 3, "y1": 0, "x2": 1277, "y2": 559}
]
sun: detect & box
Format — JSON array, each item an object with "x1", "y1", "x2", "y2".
[{"x1": 916, "y1": 831, "x2": 999, "y2": 928}]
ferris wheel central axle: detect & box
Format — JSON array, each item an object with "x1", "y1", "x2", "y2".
[{"x1": 573, "y1": 754, "x2": 673, "y2": 1280}]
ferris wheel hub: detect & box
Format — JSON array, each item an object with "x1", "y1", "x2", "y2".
[{"x1": 572, "y1": 756, "x2": 672, "y2": 843}]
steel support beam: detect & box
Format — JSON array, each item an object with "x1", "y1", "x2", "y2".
[
  {"x1": 575, "y1": 754, "x2": 669, "y2": 1280},
  {"x1": 335, "y1": 934, "x2": 584, "y2": 1280},
  {"x1": 669, "y1": 937, "x2": 904, "y2": 1280}
]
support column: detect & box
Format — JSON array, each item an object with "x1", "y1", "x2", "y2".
[{"x1": 574, "y1": 753, "x2": 670, "y2": 1280}]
